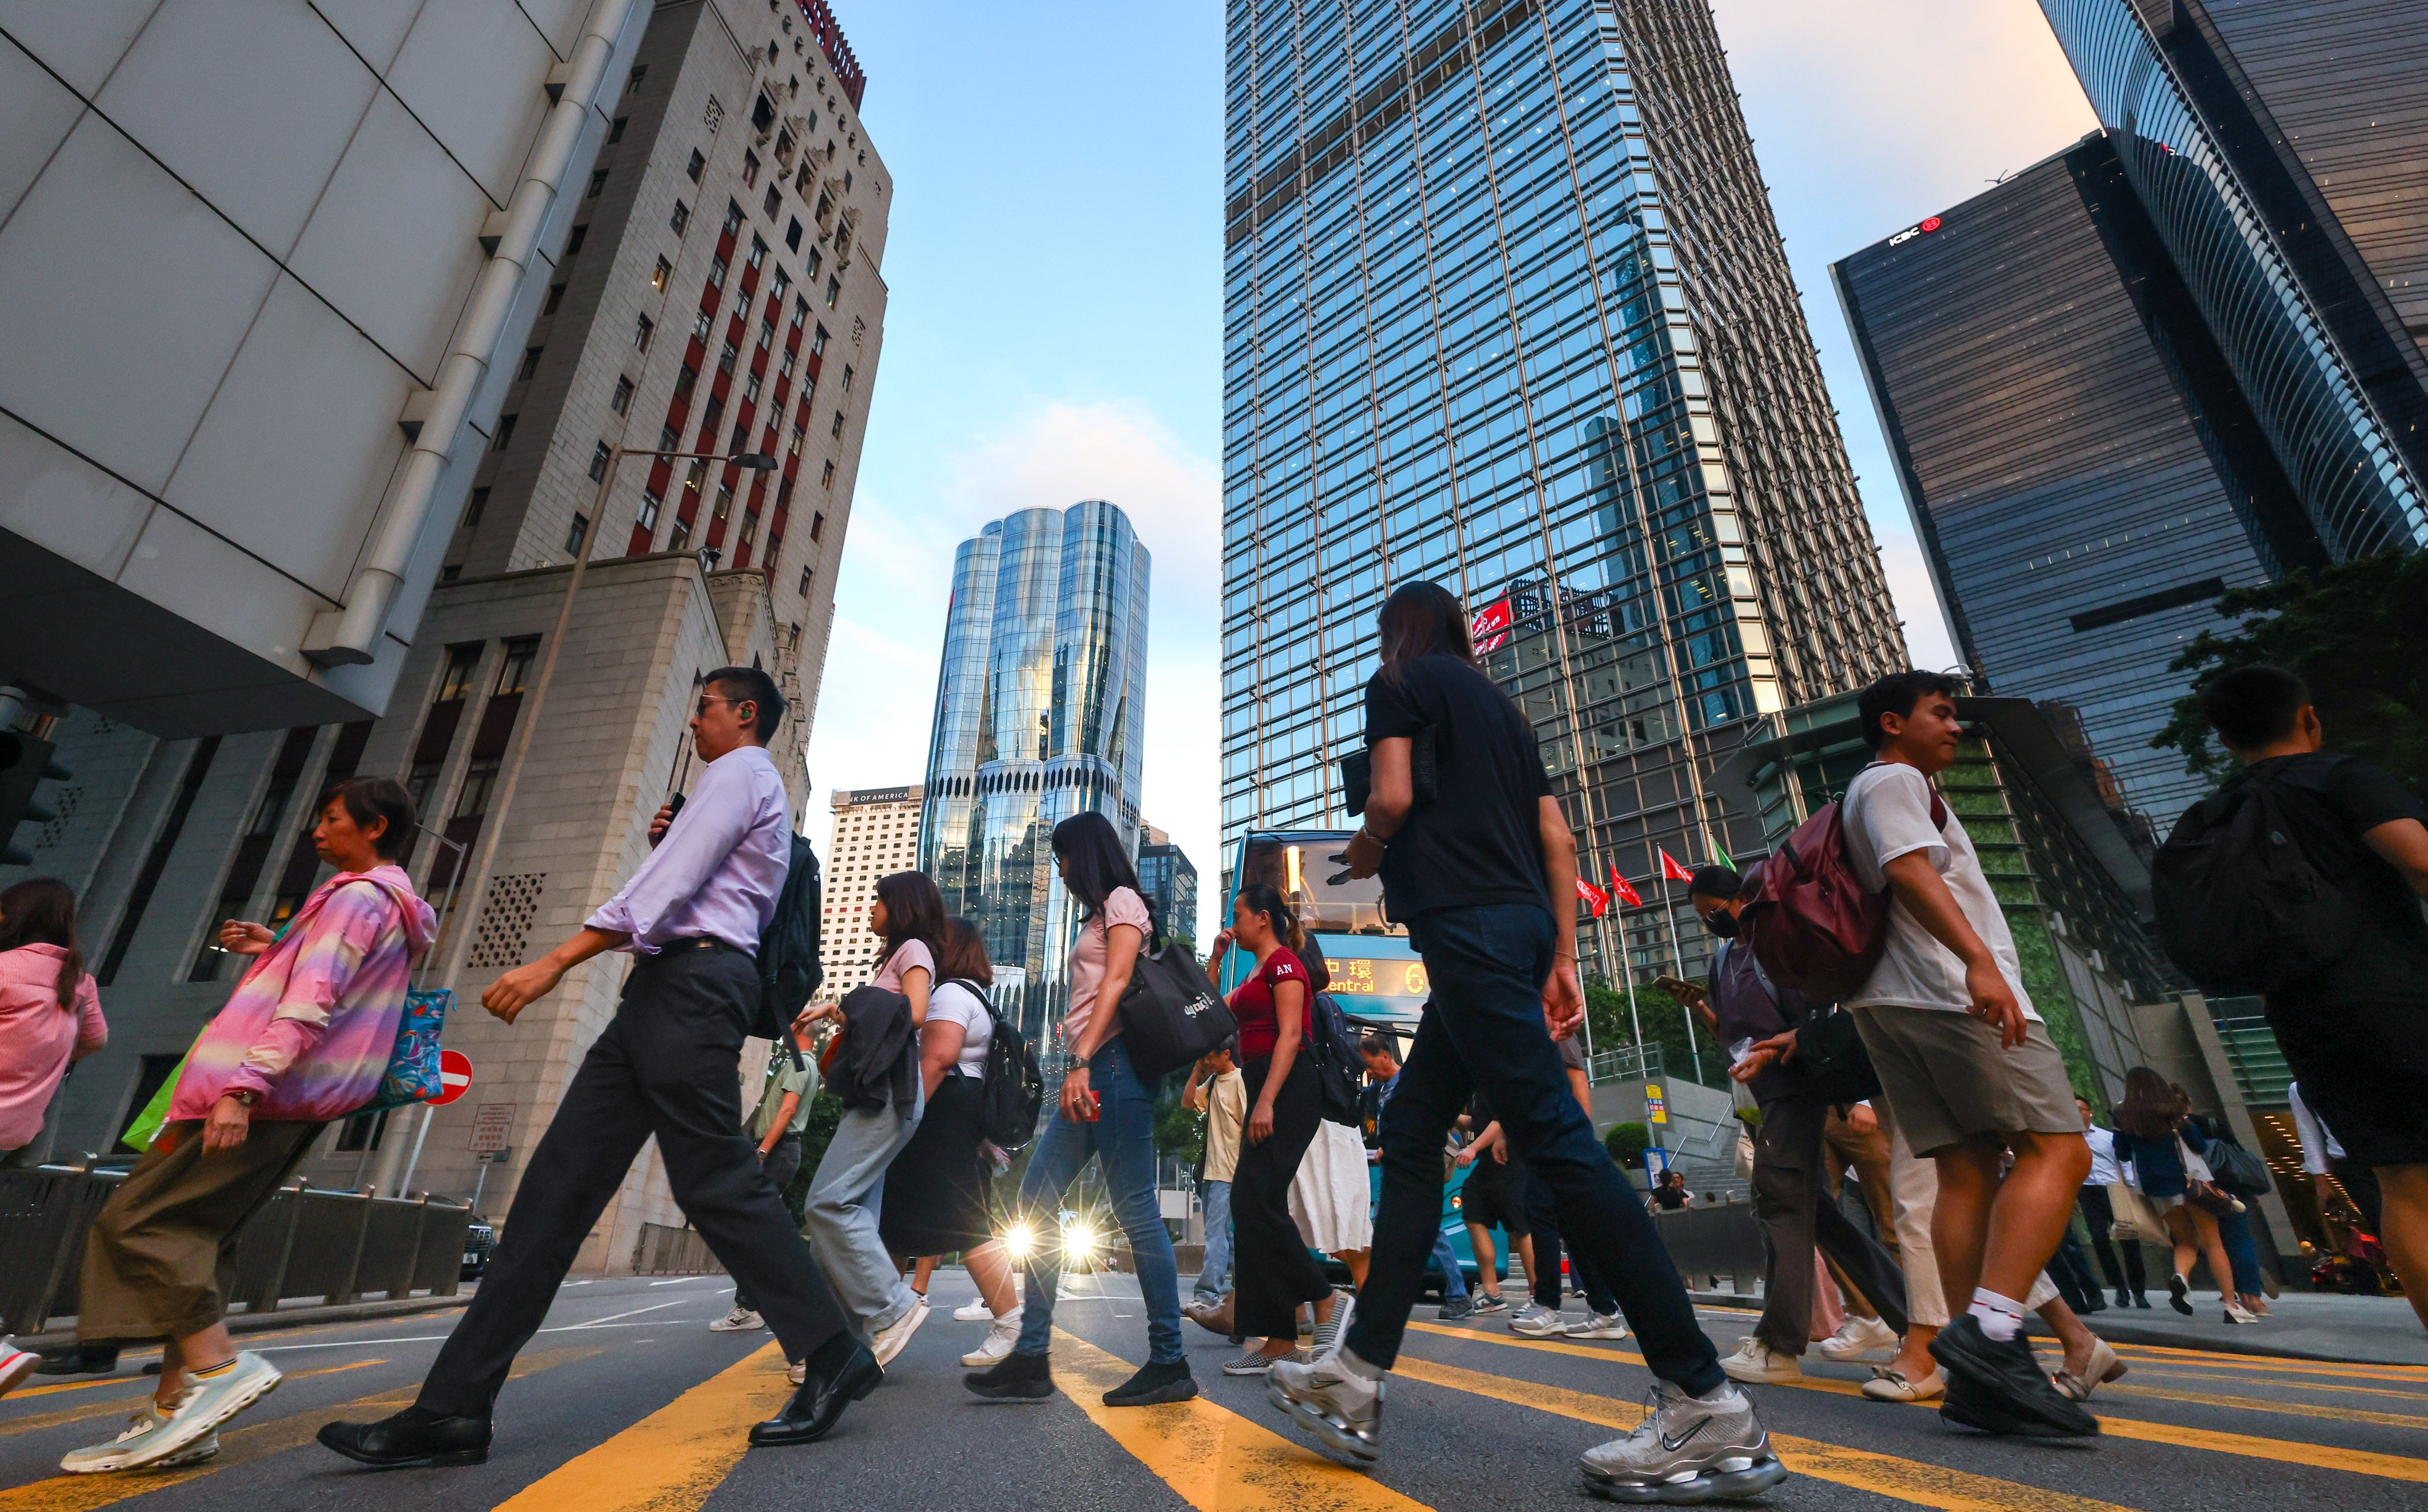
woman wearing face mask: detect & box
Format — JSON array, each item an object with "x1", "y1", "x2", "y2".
[{"x1": 963, "y1": 812, "x2": 1195, "y2": 1407}]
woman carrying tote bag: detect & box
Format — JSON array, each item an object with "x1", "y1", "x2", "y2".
[{"x1": 2113, "y1": 1068, "x2": 2248, "y2": 1322}]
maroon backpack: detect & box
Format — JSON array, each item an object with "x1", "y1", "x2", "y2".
[{"x1": 1741, "y1": 777, "x2": 1945, "y2": 1001}]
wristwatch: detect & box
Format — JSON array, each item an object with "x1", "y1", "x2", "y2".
[{"x1": 225, "y1": 1088, "x2": 261, "y2": 1107}]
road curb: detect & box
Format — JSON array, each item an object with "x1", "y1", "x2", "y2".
[
  {"x1": 14, "y1": 1290, "x2": 473, "y2": 1353},
  {"x1": 1683, "y1": 1288, "x2": 2423, "y2": 1368}
]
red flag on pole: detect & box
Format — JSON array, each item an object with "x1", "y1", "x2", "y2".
[
  {"x1": 1607, "y1": 863, "x2": 1642, "y2": 909},
  {"x1": 1575, "y1": 875, "x2": 1609, "y2": 917},
  {"x1": 1658, "y1": 847, "x2": 1695, "y2": 884}
]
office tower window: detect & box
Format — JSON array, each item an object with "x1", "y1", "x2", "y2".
[
  {"x1": 685, "y1": 149, "x2": 704, "y2": 182},
  {"x1": 637, "y1": 488, "x2": 662, "y2": 531},
  {"x1": 564, "y1": 224, "x2": 586, "y2": 255},
  {"x1": 632, "y1": 314, "x2": 653, "y2": 351},
  {"x1": 564, "y1": 512, "x2": 589, "y2": 555},
  {"x1": 608, "y1": 116, "x2": 627, "y2": 143},
  {"x1": 462, "y1": 487, "x2": 489, "y2": 528},
  {"x1": 492, "y1": 414, "x2": 516, "y2": 451},
  {"x1": 586, "y1": 169, "x2": 607, "y2": 199},
  {"x1": 611, "y1": 375, "x2": 634, "y2": 414},
  {"x1": 518, "y1": 346, "x2": 543, "y2": 381},
  {"x1": 652, "y1": 256, "x2": 673, "y2": 290},
  {"x1": 670, "y1": 200, "x2": 690, "y2": 235},
  {"x1": 543, "y1": 282, "x2": 566, "y2": 314},
  {"x1": 589, "y1": 441, "x2": 611, "y2": 481}
]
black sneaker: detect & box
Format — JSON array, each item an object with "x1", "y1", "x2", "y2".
[
  {"x1": 2113, "y1": 1288, "x2": 2131, "y2": 1310},
  {"x1": 2167, "y1": 1274, "x2": 2194, "y2": 1316},
  {"x1": 1928, "y1": 1316, "x2": 2098, "y2": 1438},
  {"x1": 1437, "y1": 1295, "x2": 1475, "y2": 1320},
  {"x1": 965, "y1": 1350, "x2": 1055, "y2": 1401},
  {"x1": 1941, "y1": 1370, "x2": 2093, "y2": 1438},
  {"x1": 1102, "y1": 1360, "x2": 1197, "y2": 1407},
  {"x1": 36, "y1": 1345, "x2": 119, "y2": 1377}
]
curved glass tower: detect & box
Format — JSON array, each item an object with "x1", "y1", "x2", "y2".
[{"x1": 919, "y1": 500, "x2": 1150, "y2": 1051}]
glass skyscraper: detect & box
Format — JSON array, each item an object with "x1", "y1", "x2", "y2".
[
  {"x1": 1221, "y1": 0, "x2": 1904, "y2": 983},
  {"x1": 918, "y1": 501, "x2": 1150, "y2": 1048}
]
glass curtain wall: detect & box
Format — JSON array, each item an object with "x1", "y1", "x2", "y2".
[
  {"x1": 1221, "y1": 0, "x2": 1904, "y2": 988},
  {"x1": 919, "y1": 502, "x2": 1151, "y2": 1050}
]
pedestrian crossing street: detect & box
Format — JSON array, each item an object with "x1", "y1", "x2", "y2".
[{"x1": 2, "y1": 1280, "x2": 2422, "y2": 1512}]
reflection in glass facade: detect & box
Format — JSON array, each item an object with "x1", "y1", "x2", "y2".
[
  {"x1": 1835, "y1": 133, "x2": 2282, "y2": 827},
  {"x1": 2039, "y1": 0, "x2": 2427, "y2": 557},
  {"x1": 1221, "y1": 0, "x2": 1904, "y2": 985},
  {"x1": 918, "y1": 502, "x2": 1150, "y2": 1051}
]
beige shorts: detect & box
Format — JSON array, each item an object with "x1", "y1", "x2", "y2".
[{"x1": 1850, "y1": 1004, "x2": 2080, "y2": 1159}]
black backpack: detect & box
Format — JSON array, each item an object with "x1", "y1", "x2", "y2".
[
  {"x1": 752, "y1": 834, "x2": 824, "y2": 1058},
  {"x1": 1306, "y1": 990, "x2": 1364, "y2": 1127},
  {"x1": 961, "y1": 980, "x2": 1046, "y2": 1152},
  {"x1": 2153, "y1": 766, "x2": 2357, "y2": 995}
]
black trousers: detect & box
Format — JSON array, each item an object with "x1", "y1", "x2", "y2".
[
  {"x1": 1751, "y1": 1096, "x2": 1907, "y2": 1355},
  {"x1": 2076, "y1": 1185, "x2": 2146, "y2": 1296},
  {"x1": 733, "y1": 1131, "x2": 803, "y2": 1314},
  {"x1": 1233, "y1": 1052, "x2": 1331, "y2": 1340},
  {"x1": 1522, "y1": 1165, "x2": 1617, "y2": 1315},
  {"x1": 1345, "y1": 904, "x2": 1722, "y2": 1397},
  {"x1": 418, "y1": 948, "x2": 846, "y2": 1418}
]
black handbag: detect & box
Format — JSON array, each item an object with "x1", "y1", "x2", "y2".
[
  {"x1": 1116, "y1": 938, "x2": 1237, "y2": 1084},
  {"x1": 2204, "y1": 1135, "x2": 2274, "y2": 1199},
  {"x1": 1339, "y1": 726, "x2": 1439, "y2": 816},
  {"x1": 1791, "y1": 1004, "x2": 1880, "y2": 1106}
]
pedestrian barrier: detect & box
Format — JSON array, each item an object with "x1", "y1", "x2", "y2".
[
  {"x1": 0, "y1": 1160, "x2": 471, "y2": 1336},
  {"x1": 633, "y1": 1221, "x2": 728, "y2": 1275},
  {"x1": 1648, "y1": 1195, "x2": 1766, "y2": 1296}
]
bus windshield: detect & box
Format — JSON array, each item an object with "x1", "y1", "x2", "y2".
[{"x1": 1233, "y1": 831, "x2": 1401, "y2": 939}]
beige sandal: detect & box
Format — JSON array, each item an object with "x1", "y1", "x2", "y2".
[
  {"x1": 2053, "y1": 1336, "x2": 2127, "y2": 1401},
  {"x1": 1860, "y1": 1365, "x2": 1945, "y2": 1402}
]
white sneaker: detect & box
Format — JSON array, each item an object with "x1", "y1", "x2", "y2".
[
  {"x1": 1508, "y1": 1302, "x2": 1566, "y2": 1336},
  {"x1": 1564, "y1": 1311, "x2": 1630, "y2": 1340},
  {"x1": 870, "y1": 1297, "x2": 930, "y2": 1367},
  {"x1": 1269, "y1": 1348, "x2": 1383, "y2": 1464},
  {"x1": 709, "y1": 1306, "x2": 765, "y2": 1333},
  {"x1": 0, "y1": 1345, "x2": 38, "y2": 1399},
  {"x1": 961, "y1": 1314, "x2": 1023, "y2": 1367},
  {"x1": 1816, "y1": 1313, "x2": 1899, "y2": 1362},
  {"x1": 63, "y1": 1401, "x2": 180, "y2": 1473},
  {"x1": 953, "y1": 1297, "x2": 996, "y2": 1322},
  {"x1": 1579, "y1": 1381, "x2": 1786, "y2": 1500},
  {"x1": 1718, "y1": 1335, "x2": 1804, "y2": 1385},
  {"x1": 113, "y1": 1353, "x2": 278, "y2": 1470}
]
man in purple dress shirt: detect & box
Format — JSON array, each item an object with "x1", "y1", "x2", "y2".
[{"x1": 320, "y1": 668, "x2": 876, "y2": 1469}]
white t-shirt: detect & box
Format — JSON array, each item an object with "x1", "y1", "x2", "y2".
[
  {"x1": 1840, "y1": 761, "x2": 2039, "y2": 1021},
  {"x1": 926, "y1": 980, "x2": 993, "y2": 1077}
]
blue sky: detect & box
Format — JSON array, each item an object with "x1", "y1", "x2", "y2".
[{"x1": 802, "y1": 0, "x2": 2096, "y2": 943}]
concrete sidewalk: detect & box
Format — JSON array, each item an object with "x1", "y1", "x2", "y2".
[{"x1": 1690, "y1": 1286, "x2": 2426, "y2": 1367}]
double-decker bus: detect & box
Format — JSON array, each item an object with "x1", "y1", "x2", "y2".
[{"x1": 1218, "y1": 830, "x2": 1506, "y2": 1289}]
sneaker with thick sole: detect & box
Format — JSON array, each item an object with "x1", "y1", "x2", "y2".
[
  {"x1": 1102, "y1": 1360, "x2": 1197, "y2": 1406},
  {"x1": 1928, "y1": 1316, "x2": 2097, "y2": 1438},
  {"x1": 870, "y1": 1297, "x2": 929, "y2": 1368},
  {"x1": 63, "y1": 1402, "x2": 181, "y2": 1474},
  {"x1": 1467, "y1": 1293, "x2": 1508, "y2": 1315},
  {"x1": 1565, "y1": 1312, "x2": 1630, "y2": 1340},
  {"x1": 0, "y1": 1345, "x2": 38, "y2": 1399},
  {"x1": 1509, "y1": 1303, "x2": 1566, "y2": 1337},
  {"x1": 1815, "y1": 1313, "x2": 1899, "y2": 1363},
  {"x1": 128, "y1": 1353, "x2": 279, "y2": 1469},
  {"x1": 960, "y1": 1314, "x2": 1023, "y2": 1368},
  {"x1": 1718, "y1": 1336, "x2": 1802, "y2": 1385},
  {"x1": 1269, "y1": 1351, "x2": 1383, "y2": 1465},
  {"x1": 1578, "y1": 1381, "x2": 1787, "y2": 1504},
  {"x1": 709, "y1": 1306, "x2": 765, "y2": 1333},
  {"x1": 965, "y1": 1350, "x2": 1055, "y2": 1401}
]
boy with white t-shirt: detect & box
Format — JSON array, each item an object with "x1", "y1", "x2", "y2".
[{"x1": 1838, "y1": 672, "x2": 2095, "y2": 1438}]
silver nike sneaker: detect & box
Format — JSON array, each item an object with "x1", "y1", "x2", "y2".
[
  {"x1": 1579, "y1": 1381, "x2": 1788, "y2": 1504},
  {"x1": 1268, "y1": 1351, "x2": 1384, "y2": 1466}
]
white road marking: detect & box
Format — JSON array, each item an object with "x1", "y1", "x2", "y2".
[{"x1": 569, "y1": 1299, "x2": 693, "y2": 1328}]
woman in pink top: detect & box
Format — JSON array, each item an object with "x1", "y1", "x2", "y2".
[
  {"x1": 965, "y1": 812, "x2": 1194, "y2": 1408},
  {"x1": 0, "y1": 878, "x2": 107, "y2": 1166}
]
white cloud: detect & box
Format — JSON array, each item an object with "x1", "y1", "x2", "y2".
[{"x1": 801, "y1": 399, "x2": 1224, "y2": 943}]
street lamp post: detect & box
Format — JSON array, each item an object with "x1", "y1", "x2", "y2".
[{"x1": 428, "y1": 446, "x2": 777, "y2": 1000}]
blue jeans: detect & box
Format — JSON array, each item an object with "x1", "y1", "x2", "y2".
[
  {"x1": 1194, "y1": 1179, "x2": 1234, "y2": 1302},
  {"x1": 1432, "y1": 1230, "x2": 1468, "y2": 1300},
  {"x1": 1347, "y1": 904, "x2": 1724, "y2": 1396},
  {"x1": 2217, "y1": 1206, "x2": 2266, "y2": 1296},
  {"x1": 1013, "y1": 1038, "x2": 1183, "y2": 1364}
]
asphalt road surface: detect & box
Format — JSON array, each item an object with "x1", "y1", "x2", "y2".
[{"x1": 4, "y1": 1270, "x2": 2423, "y2": 1510}]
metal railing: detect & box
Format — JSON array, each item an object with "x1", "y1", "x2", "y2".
[
  {"x1": 633, "y1": 1222, "x2": 727, "y2": 1276},
  {"x1": 1584, "y1": 1042, "x2": 1668, "y2": 1086},
  {"x1": 1648, "y1": 1197, "x2": 1766, "y2": 1295},
  {"x1": 0, "y1": 1161, "x2": 471, "y2": 1337}
]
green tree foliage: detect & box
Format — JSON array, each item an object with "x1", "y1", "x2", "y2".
[
  {"x1": 783, "y1": 1090, "x2": 846, "y2": 1226},
  {"x1": 1604, "y1": 1121, "x2": 1651, "y2": 1168},
  {"x1": 2153, "y1": 553, "x2": 2428, "y2": 792},
  {"x1": 1154, "y1": 1068, "x2": 1205, "y2": 1165},
  {"x1": 1582, "y1": 979, "x2": 1718, "y2": 1087}
]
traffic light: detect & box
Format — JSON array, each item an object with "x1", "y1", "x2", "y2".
[{"x1": 0, "y1": 731, "x2": 71, "y2": 867}]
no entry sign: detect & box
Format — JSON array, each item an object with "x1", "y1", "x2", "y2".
[{"x1": 432, "y1": 1050, "x2": 474, "y2": 1106}]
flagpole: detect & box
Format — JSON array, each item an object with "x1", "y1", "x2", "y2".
[{"x1": 1661, "y1": 895, "x2": 1702, "y2": 1079}]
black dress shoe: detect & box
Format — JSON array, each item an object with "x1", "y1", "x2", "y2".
[
  {"x1": 36, "y1": 1345, "x2": 118, "y2": 1377},
  {"x1": 749, "y1": 1339, "x2": 880, "y2": 1446},
  {"x1": 318, "y1": 1406, "x2": 493, "y2": 1468},
  {"x1": 1928, "y1": 1316, "x2": 2098, "y2": 1438}
]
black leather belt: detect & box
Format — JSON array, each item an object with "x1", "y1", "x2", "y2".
[{"x1": 662, "y1": 936, "x2": 745, "y2": 957}]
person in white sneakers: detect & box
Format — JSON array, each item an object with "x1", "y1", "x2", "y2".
[{"x1": 0, "y1": 1341, "x2": 39, "y2": 1399}]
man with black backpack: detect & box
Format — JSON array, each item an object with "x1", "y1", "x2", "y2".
[
  {"x1": 320, "y1": 667, "x2": 873, "y2": 1469},
  {"x1": 2174, "y1": 666, "x2": 2428, "y2": 1330}
]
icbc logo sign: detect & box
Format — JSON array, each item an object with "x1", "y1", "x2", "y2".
[{"x1": 1888, "y1": 215, "x2": 1945, "y2": 247}]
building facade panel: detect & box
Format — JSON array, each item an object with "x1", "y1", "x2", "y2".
[{"x1": 1221, "y1": 0, "x2": 1904, "y2": 988}]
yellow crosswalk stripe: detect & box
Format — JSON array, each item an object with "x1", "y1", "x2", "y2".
[
  {"x1": 1050, "y1": 1330, "x2": 1432, "y2": 1511},
  {"x1": 2120, "y1": 1366, "x2": 2428, "y2": 1403},
  {"x1": 490, "y1": 1342, "x2": 790, "y2": 1512},
  {"x1": 0, "y1": 1360, "x2": 384, "y2": 1441},
  {"x1": 1406, "y1": 1322, "x2": 2428, "y2": 1484},
  {"x1": 0, "y1": 1348, "x2": 594, "y2": 1509},
  {"x1": 2103, "y1": 1344, "x2": 2428, "y2": 1384},
  {"x1": 1392, "y1": 1353, "x2": 2136, "y2": 1512},
  {"x1": 2100, "y1": 1380, "x2": 2428, "y2": 1431}
]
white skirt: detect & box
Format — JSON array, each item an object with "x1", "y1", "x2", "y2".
[{"x1": 1289, "y1": 1119, "x2": 1374, "y2": 1253}]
